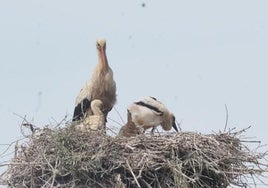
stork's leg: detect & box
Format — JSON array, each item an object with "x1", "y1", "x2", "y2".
[
  {"x1": 150, "y1": 127, "x2": 156, "y2": 135},
  {"x1": 150, "y1": 127, "x2": 161, "y2": 136},
  {"x1": 155, "y1": 127, "x2": 161, "y2": 136}
]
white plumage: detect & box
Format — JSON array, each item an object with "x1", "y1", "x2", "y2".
[
  {"x1": 126, "y1": 96, "x2": 178, "y2": 133},
  {"x1": 72, "y1": 38, "x2": 116, "y2": 124},
  {"x1": 76, "y1": 100, "x2": 105, "y2": 131}
]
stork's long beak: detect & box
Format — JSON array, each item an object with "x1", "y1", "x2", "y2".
[
  {"x1": 172, "y1": 121, "x2": 179, "y2": 132},
  {"x1": 100, "y1": 47, "x2": 107, "y2": 69}
]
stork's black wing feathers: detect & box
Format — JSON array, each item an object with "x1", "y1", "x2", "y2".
[
  {"x1": 72, "y1": 98, "x2": 91, "y2": 121},
  {"x1": 135, "y1": 101, "x2": 164, "y2": 116},
  {"x1": 150, "y1": 96, "x2": 158, "y2": 101}
]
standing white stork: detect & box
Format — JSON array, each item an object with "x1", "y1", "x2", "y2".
[
  {"x1": 72, "y1": 38, "x2": 116, "y2": 125},
  {"x1": 76, "y1": 99, "x2": 105, "y2": 131},
  {"x1": 126, "y1": 96, "x2": 179, "y2": 133}
]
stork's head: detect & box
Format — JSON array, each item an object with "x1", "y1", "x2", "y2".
[
  {"x1": 96, "y1": 38, "x2": 108, "y2": 68},
  {"x1": 162, "y1": 112, "x2": 179, "y2": 132},
  {"x1": 96, "y1": 38, "x2": 106, "y2": 51}
]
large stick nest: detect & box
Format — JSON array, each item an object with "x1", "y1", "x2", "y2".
[{"x1": 1, "y1": 125, "x2": 267, "y2": 188}]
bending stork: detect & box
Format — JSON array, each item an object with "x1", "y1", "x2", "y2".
[
  {"x1": 72, "y1": 38, "x2": 116, "y2": 124},
  {"x1": 127, "y1": 96, "x2": 179, "y2": 133},
  {"x1": 76, "y1": 100, "x2": 105, "y2": 131}
]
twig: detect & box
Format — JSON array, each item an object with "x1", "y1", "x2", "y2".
[
  {"x1": 175, "y1": 119, "x2": 183, "y2": 132},
  {"x1": 51, "y1": 115, "x2": 68, "y2": 128},
  {"x1": 224, "y1": 104, "x2": 229, "y2": 133},
  {"x1": 139, "y1": 178, "x2": 152, "y2": 188},
  {"x1": 13, "y1": 113, "x2": 37, "y2": 137},
  {"x1": 107, "y1": 117, "x2": 123, "y2": 127},
  {"x1": 126, "y1": 159, "x2": 141, "y2": 188},
  {"x1": 0, "y1": 138, "x2": 25, "y2": 157},
  {"x1": 106, "y1": 126, "x2": 118, "y2": 136},
  {"x1": 240, "y1": 140, "x2": 261, "y2": 143},
  {"x1": 14, "y1": 141, "x2": 18, "y2": 158},
  {"x1": 233, "y1": 126, "x2": 252, "y2": 136},
  {"x1": 113, "y1": 106, "x2": 125, "y2": 125}
]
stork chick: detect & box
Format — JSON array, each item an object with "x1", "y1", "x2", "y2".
[
  {"x1": 76, "y1": 100, "x2": 105, "y2": 131},
  {"x1": 127, "y1": 96, "x2": 178, "y2": 133},
  {"x1": 72, "y1": 38, "x2": 116, "y2": 123},
  {"x1": 118, "y1": 110, "x2": 143, "y2": 137}
]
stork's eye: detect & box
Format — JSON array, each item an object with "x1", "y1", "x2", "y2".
[{"x1": 96, "y1": 43, "x2": 101, "y2": 49}]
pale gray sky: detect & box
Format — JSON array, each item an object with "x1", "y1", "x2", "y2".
[{"x1": 1, "y1": 0, "x2": 268, "y2": 187}]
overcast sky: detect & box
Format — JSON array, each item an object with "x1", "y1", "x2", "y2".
[{"x1": 1, "y1": 0, "x2": 268, "y2": 187}]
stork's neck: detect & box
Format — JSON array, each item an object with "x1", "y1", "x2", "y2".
[
  {"x1": 91, "y1": 105, "x2": 103, "y2": 116},
  {"x1": 98, "y1": 48, "x2": 109, "y2": 72}
]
